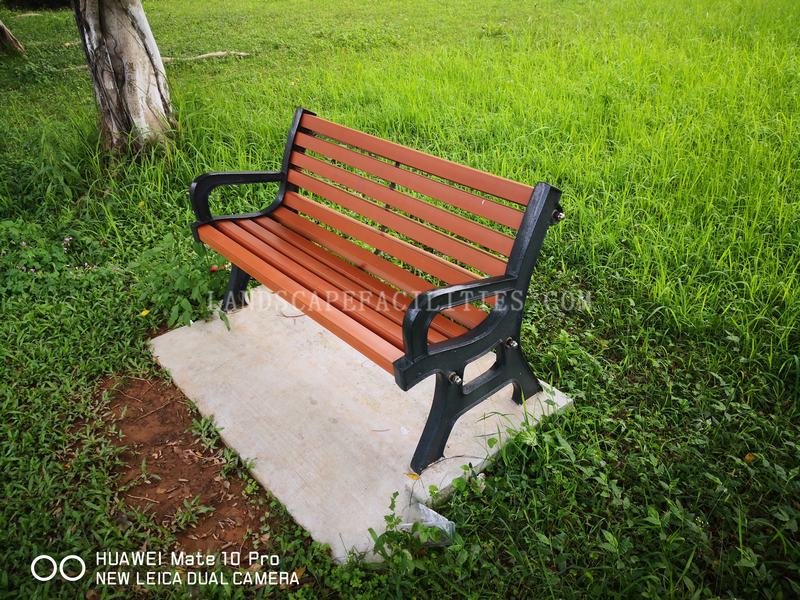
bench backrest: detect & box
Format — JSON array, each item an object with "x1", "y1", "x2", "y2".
[{"x1": 277, "y1": 110, "x2": 534, "y2": 290}]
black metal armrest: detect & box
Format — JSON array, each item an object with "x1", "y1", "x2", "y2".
[
  {"x1": 402, "y1": 275, "x2": 517, "y2": 360},
  {"x1": 190, "y1": 170, "x2": 284, "y2": 224},
  {"x1": 395, "y1": 182, "x2": 563, "y2": 394}
]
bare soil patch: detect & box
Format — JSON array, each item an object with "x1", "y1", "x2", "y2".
[{"x1": 102, "y1": 376, "x2": 274, "y2": 559}]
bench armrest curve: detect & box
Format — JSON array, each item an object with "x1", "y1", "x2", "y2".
[
  {"x1": 401, "y1": 275, "x2": 517, "y2": 360},
  {"x1": 190, "y1": 170, "x2": 284, "y2": 224}
]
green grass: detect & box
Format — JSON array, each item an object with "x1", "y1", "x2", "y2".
[{"x1": 1, "y1": 0, "x2": 798, "y2": 597}]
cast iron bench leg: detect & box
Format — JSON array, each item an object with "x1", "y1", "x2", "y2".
[
  {"x1": 498, "y1": 340, "x2": 542, "y2": 405},
  {"x1": 410, "y1": 369, "x2": 465, "y2": 474},
  {"x1": 409, "y1": 338, "x2": 544, "y2": 473},
  {"x1": 222, "y1": 265, "x2": 251, "y2": 312}
]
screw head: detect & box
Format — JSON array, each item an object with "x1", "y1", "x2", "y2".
[
  {"x1": 448, "y1": 372, "x2": 463, "y2": 385},
  {"x1": 505, "y1": 338, "x2": 519, "y2": 349},
  {"x1": 552, "y1": 210, "x2": 565, "y2": 223}
]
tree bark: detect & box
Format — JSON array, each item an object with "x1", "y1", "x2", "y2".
[
  {"x1": 73, "y1": 0, "x2": 174, "y2": 152},
  {"x1": 0, "y1": 20, "x2": 25, "y2": 54}
]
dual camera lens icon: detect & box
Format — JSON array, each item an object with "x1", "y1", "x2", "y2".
[{"x1": 31, "y1": 554, "x2": 86, "y2": 582}]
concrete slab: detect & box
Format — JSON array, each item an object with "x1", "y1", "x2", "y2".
[{"x1": 150, "y1": 287, "x2": 572, "y2": 562}]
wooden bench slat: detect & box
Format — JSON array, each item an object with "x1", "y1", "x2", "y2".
[
  {"x1": 236, "y1": 219, "x2": 449, "y2": 344},
  {"x1": 300, "y1": 114, "x2": 533, "y2": 206},
  {"x1": 291, "y1": 151, "x2": 513, "y2": 261},
  {"x1": 288, "y1": 166, "x2": 508, "y2": 276},
  {"x1": 269, "y1": 207, "x2": 488, "y2": 330},
  {"x1": 282, "y1": 191, "x2": 483, "y2": 285},
  {"x1": 253, "y1": 216, "x2": 410, "y2": 311},
  {"x1": 294, "y1": 132, "x2": 521, "y2": 245},
  {"x1": 196, "y1": 224, "x2": 404, "y2": 371},
  {"x1": 216, "y1": 221, "x2": 409, "y2": 349},
  {"x1": 252, "y1": 216, "x2": 468, "y2": 339}
]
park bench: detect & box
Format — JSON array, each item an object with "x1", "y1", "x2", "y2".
[{"x1": 190, "y1": 108, "x2": 564, "y2": 473}]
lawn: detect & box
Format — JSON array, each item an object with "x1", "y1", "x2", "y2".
[{"x1": 1, "y1": 0, "x2": 798, "y2": 597}]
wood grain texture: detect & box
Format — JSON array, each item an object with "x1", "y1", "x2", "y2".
[
  {"x1": 300, "y1": 113, "x2": 533, "y2": 205},
  {"x1": 293, "y1": 132, "x2": 522, "y2": 244},
  {"x1": 197, "y1": 224, "x2": 404, "y2": 371},
  {"x1": 288, "y1": 164, "x2": 507, "y2": 275}
]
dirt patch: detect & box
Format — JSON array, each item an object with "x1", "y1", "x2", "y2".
[{"x1": 102, "y1": 376, "x2": 274, "y2": 560}]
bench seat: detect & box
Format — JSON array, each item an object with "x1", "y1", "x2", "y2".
[{"x1": 196, "y1": 207, "x2": 484, "y2": 372}]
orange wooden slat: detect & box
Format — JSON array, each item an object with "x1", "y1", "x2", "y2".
[
  {"x1": 197, "y1": 224, "x2": 403, "y2": 372},
  {"x1": 216, "y1": 221, "x2": 408, "y2": 349},
  {"x1": 251, "y1": 217, "x2": 467, "y2": 339},
  {"x1": 282, "y1": 191, "x2": 482, "y2": 285},
  {"x1": 235, "y1": 219, "x2": 448, "y2": 344},
  {"x1": 300, "y1": 114, "x2": 533, "y2": 205},
  {"x1": 254, "y1": 217, "x2": 409, "y2": 306},
  {"x1": 294, "y1": 132, "x2": 521, "y2": 247},
  {"x1": 288, "y1": 166, "x2": 507, "y2": 276},
  {"x1": 291, "y1": 152, "x2": 512, "y2": 264},
  {"x1": 269, "y1": 207, "x2": 488, "y2": 330}
]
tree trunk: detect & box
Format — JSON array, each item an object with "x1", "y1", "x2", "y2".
[
  {"x1": 0, "y1": 20, "x2": 25, "y2": 54},
  {"x1": 73, "y1": 0, "x2": 174, "y2": 152}
]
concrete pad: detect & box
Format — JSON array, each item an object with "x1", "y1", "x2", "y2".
[{"x1": 150, "y1": 287, "x2": 572, "y2": 562}]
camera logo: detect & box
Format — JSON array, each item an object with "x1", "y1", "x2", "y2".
[{"x1": 30, "y1": 554, "x2": 86, "y2": 582}]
